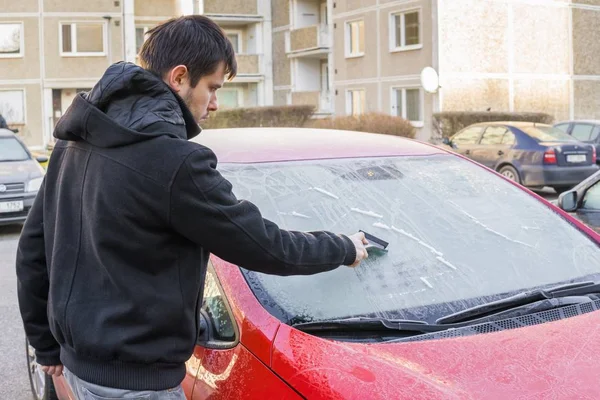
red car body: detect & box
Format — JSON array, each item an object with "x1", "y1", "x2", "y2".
[{"x1": 54, "y1": 128, "x2": 600, "y2": 399}]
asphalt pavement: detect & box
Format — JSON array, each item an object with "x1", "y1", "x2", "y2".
[
  {"x1": 0, "y1": 190, "x2": 560, "y2": 399},
  {"x1": 0, "y1": 224, "x2": 31, "y2": 400}
]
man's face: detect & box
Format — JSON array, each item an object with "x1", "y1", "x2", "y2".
[{"x1": 165, "y1": 62, "x2": 226, "y2": 124}]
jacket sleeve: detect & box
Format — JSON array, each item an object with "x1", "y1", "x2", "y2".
[
  {"x1": 170, "y1": 148, "x2": 357, "y2": 275},
  {"x1": 16, "y1": 178, "x2": 61, "y2": 366}
]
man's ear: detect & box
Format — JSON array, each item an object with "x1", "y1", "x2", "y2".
[{"x1": 164, "y1": 65, "x2": 189, "y2": 93}]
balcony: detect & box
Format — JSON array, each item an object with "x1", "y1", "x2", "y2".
[
  {"x1": 291, "y1": 91, "x2": 332, "y2": 114},
  {"x1": 288, "y1": 25, "x2": 330, "y2": 57},
  {"x1": 236, "y1": 54, "x2": 260, "y2": 75}
]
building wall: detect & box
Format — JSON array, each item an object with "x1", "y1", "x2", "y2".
[
  {"x1": 572, "y1": 5, "x2": 600, "y2": 119},
  {"x1": 439, "y1": 0, "x2": 600, "y2": 124},
  {"x1": 332, "y1": 0, "x2": 433, "y2": 140},
  {"x1": 0, "y1": 17, "x2": 41, "y2": 80},
  {"x1": 134, "y1": 0, "x2": 177, "y2": 18},
  {"x1": 272, "y1": 0, "x2": 290, "y2": 28},
  {"x1": 204, "y1": 0, "x2": 258, "y2": 15}
]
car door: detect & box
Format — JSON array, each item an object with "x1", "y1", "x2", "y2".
[
  {"x1": 474, "y1": 126, "x2": 510, "y2": 168},
  {"x1": 190, "y1": 263, "x2": 301, "y2": 399},
  {"x1": 450, "y1": 126, "x2": 484, "y2": 159}
]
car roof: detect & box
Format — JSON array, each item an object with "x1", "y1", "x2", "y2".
[
  {"x1": 555, "y1": 120, "x2": 600, "y2": 125},
  {"x1": 0, "y1": 128, "x2": 17, "y2": 138},
  {"x1": 471, "y1": 121, "x2": 550, "y2": 129},
  {"x1": 191, "y1": 127, "x2": 447, "y2": 163}
]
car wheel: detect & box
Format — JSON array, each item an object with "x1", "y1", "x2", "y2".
[
  {"x1": 498, "y1": 165, "x2": 521, "y2": 184},
  {"x1": 553, "y1": 186, "x2": 571, "y2": 195},
  {"x1": 26, "y1": 338, "x2": 57, "y2": 400}
]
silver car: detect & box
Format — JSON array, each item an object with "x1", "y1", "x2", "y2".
[{"x1": 0, "y1": 129, "x2": 47, "y2": 225}]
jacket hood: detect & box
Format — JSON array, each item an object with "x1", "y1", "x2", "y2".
[{"x1": 54, "y1": 62, "x2": 201, "y2": 148}]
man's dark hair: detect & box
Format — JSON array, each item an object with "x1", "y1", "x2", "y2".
[{"x1": 139, "y1": 15, "x2": 237, "y2": 87}]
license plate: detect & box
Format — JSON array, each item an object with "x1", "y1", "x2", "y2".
[
  {"x1": 567, "y1": 154, "x2": 587, "y2": 163},
  {"x1": 0, "y1": 200, "x2": 24, "y2": 213}
]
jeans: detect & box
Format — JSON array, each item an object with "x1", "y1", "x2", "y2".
[{"x1": 63, "y1": 368, "x2": 186, "y2": 400}]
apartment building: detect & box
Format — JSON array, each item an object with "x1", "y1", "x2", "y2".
[
  {"x1": 3, "y1": 0, "x2": 600, "y2": 148},
  {"x1": 0, "y1": 0, "x2": 273, "y2": 148},
  {"x1": 330, "y1": 0, "x2": 600, "y2": 141}
]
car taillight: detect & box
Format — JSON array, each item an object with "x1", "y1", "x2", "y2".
[
  {"x1": 592, "y1": 146, "x2": 597, "y2": 164},
  {"x1": 544, "y1": 148, "x2": 557, "y2": 164}
]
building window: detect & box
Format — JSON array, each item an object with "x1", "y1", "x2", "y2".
[
  {"x1": 345, "y1": 20, "x2": 364, "y2": 58},
  {"x1": 60, "y1": 22, "x2": 106, "y2": 56},
  {"x1": 0, "y1": 90, "x2": 26, "y2": 125},
  {"x1": 392, "y1": 87, "x2": 423, "y2": 125},
  {"x1": 0, "y1": 23, "x2": 23, "y2": 58},
  {"x1": 135, "y1": 26, "x2": 149, "y2": 55},
  {"x1": 347, "y1": 89, "x2": 366, "y2": 116},
  {"x1": 390, "y1": 10, "x2": 421, "y2": 51},
  {"x1": 224, "y1": 30, "x2": 243, "y2": 53},
  {"x1": 219, "y1": 88, "x2": 242, "y2": 109}
]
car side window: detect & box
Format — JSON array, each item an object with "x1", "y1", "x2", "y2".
[
  {"x1": 202, "y1": 264, "x2": 236, "y2": 342},
  {"x1": 453, "y1": 127, "x2": 482, "y2": 145},
  {"x1": 555, "y1": 123, "x2": 570, "y2": 133},
  {"x1": 582, "y1": 182, "x2": 600, "y2": 211},
  {"x1": 502, "y1": 131, "x2": 516, "y2": 146},
  {"x1": 571, "y1": 124, "x2": 594, "y2": 141},
  {"x1": 480, "y1": 127, "x2": 508, "y2": 145}
]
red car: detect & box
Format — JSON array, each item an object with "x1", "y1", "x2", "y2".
[{"x1": 29, "y1": 127, "x2": 600, "y2": 399}]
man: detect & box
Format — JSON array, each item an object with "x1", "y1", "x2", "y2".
[{"x1": 16, "y1": 15, "x2": 368, "y2": 398}]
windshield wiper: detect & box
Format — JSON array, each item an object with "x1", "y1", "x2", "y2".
[
  {"x1": 436, "y1": 281, "x2": 600, "y2": 325},
  {"x1": 293, "y1": 282, "x2": 600, "y2": 337},
  {"x1": 292, "y1": 317, "x2": 450, "y2": 335}
]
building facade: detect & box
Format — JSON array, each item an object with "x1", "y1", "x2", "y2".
[{"x1": 2, "y1": 0, "x2": 600, "y2": 148}]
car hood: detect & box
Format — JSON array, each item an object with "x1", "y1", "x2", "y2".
[
  {"x1": 272, "y1": 311, "x2": 600, "y2": 399},
  {"x1": 0, "y1": 160, "x2": 43, "y2": 184}
]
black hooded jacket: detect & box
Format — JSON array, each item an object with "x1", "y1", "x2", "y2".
[{"x1": 16, "y1": 62, "x2": 356, "y2": 390}]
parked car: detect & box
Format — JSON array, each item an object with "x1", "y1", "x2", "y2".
[
  {"x1": 554, "y1": 120, "x2": 600, "y2": 164},
  {"x1": 0, "y1": 129, "x2": 47, "y2": 226},
  {"x1": 40, "y1": 128, "x2": 600, "y2": 399},
  {"x1": 443, "y1": 122, "x2": 598, "y2": 194},
  {"x1": 558, "y1": 169, "x2": 600, "y2": 232}
]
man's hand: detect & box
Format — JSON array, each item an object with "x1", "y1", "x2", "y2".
[
  {"x1": 41, "y1": 364, "x2": 63, "y2": 377},
  {"x1": 347, "y1": 232, "x2": 369, "y2": 267}
]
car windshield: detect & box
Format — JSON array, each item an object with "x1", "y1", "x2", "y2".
[
  {"x1": 219, "y1": 155, "x2": 600, "y2": 325},
  {"x1": 521, "y1": 125, "x2": 577, "y2": 142},
  {"x1": 0, "y1": 137, "x2": 29, "y2": 161}
]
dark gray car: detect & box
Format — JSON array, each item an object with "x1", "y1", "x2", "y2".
[
  {"x1": 554, "y1": 120, "x2": 600, "y2": 165},
  {"x1": 0, "y1": 129, "x2": 47, "y2": 225},
  {"x1": 444, "y1": 122, "x2": 599, "y2": 194}
]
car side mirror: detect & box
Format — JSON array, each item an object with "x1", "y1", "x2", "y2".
[
  {"x1": 36, "y1": 156, "x2": 49, "y2": 163},
  {"x1": 442, "y1": 137, "x2": 451, "y2": 146},
  {"x1": 558, "y1": 190, "x2": 578, "y2": 212}
]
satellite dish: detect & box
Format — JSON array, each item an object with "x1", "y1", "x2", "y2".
[{"x1": 420, "y1": 67, "x2": 439, "y2": 94}]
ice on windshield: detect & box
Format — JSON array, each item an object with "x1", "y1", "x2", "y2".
[{"x1": 219, "y1": 155, "x2": 600, "y2": 325}]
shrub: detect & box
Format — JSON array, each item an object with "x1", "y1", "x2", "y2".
[
  {"x1": 307, "y1": 113, "x2": 416, "y2": 138},
  {"x1": 201, "y1": 105, "x2": 315, "y2": 129},
  {"x1": 432, "y1": 111, "x2": 554, "y2": 142}
]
